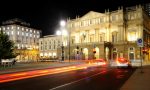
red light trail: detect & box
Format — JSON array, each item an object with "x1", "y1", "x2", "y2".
[{"x1": 0, "y1": 63, "x2": 100, "y2": 83}]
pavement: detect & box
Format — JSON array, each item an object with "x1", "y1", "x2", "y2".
[
  {"x1": 0, "y1": 60, "x2": 85, "y2": 75},
  {"x1": 120, "y1": 64, "x2": 150, "y2": 90}
]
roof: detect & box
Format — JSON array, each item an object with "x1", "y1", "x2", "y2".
[{"x1": 2, "y1": 18, "x2": 30, "y2": 26}]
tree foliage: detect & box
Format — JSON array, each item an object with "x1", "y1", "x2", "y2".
[{"x1": 0, "y1": 31, "x2": 16, "y2": 61}]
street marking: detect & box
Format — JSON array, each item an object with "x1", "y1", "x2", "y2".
[{"x1": 49, "y1": 69, "x2": 112, "y2": 90}]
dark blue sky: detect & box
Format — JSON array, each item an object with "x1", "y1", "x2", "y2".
[{"x1": 0, "y1": 0, "x2": 149, "y2": 36}]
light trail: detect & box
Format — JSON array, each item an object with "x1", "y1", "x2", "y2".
[{"x1": 0, "y1": 63, "x2": 101, "y2": 83}]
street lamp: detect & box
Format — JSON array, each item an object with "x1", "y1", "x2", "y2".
[{"x1": 56, "y1": 20, "x2": 66, "y2": 62}]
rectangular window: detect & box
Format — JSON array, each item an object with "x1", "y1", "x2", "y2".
[
  {"x1": 11, "y1": 26, "x2": 14, "y2": 29},
  {"x1": 49, "y1": 45, "x2": 51, "y2": 49},
  {"x1": 45, "y1": 46, "x2": 47, "y2": 50},
  {"x1": 26, "y1": 33, "x2": 28, "y2": 36},
  {"x1": 3, "y1": 27, "x2": 5, "y2": 30},
  {"x1": 7, "y1": 31, "x2": 9, "y2": 35},
  {"x1": 54, "y1": 45, "x2": 55, "y2": 49},
  {"x1": 22, "y1": 32, "x2": 24, "y2": 36},
  {"x1": 41, "y1": 46, "x2": 42, "y2": 50},
  {"x1": 100, "y1": 18, "x2": 104, "y2": 23},
  {"x1": 11, "y1": 31, "x2": 13, "y2": 35},
  {"x1": 18, "y1": 31, "x2": 19, "y2": 35},
  {"x1": 112, "y1": 15, "x2": 116, "y2": 21},
  {"x1": 7, "y1": 27, "x2": 10, "y2": 30}
]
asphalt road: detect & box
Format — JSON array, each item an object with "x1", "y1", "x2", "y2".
[{"x1": 0, "y1": 66, "x2": 135, "y2": 90}]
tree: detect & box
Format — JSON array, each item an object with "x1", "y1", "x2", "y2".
[{"x1": 0, "y1": 31, "x2": 16, "y2": 62}]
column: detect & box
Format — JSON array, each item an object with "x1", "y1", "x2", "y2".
[{"x1": 106, "y1": 27, "x2": 109, "y2": 42}]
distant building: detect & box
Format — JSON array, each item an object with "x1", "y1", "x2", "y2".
[
  {"x1": 39, "y1": 35, "x2": 64, "y2": 60},
  {"x1": 59, "y1": 5, "x2": 150, "y2": 63},
  {"x1": 0, "y1": 18, "x2": 42, "y2": 62}
]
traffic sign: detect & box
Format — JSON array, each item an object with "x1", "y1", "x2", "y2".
[{"x1": 137, "y1": 38, "x2": 143, "y2": 47}]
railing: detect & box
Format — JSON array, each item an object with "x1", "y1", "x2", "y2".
[{"x1": 1, "y1": 58, "x2": 16, "y2": 67}]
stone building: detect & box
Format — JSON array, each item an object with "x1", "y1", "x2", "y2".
[
  {"x1": 39, "y1": 35, "x2": 67, "y2": 60},
  {"x1": 0, "y1": 18, "x2": 41, "y2": 62},
  {"x1": 60, "y1": 5, "x2": 150, "y2": 63}
]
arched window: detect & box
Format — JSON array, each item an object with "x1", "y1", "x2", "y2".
[{"x1": 99, "y1": 33, "x2": 105, "y2": 42}]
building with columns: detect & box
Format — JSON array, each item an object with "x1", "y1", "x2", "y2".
[
  {"x1": 0, "y1": 18, "x2": 41, "y2": 62},
  {"x1": 60, "y1": 5, "x2": 150, "y2": 63}
]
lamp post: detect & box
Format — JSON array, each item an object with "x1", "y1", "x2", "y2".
[
  {"x1": 56, "y1": 20, "x2": 66, "y2": 62},
  {"x1": 68, "y1": 26, "x2": 71, "y2": 62}
]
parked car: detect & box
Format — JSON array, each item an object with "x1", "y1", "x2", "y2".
[
  {"x1": 93, "y1": 59, "x2": 107, "y2": 66},
  {"x1": 116, "y1": 58, "x2": 131, "y2": 68}
]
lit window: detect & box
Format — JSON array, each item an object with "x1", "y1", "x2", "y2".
[
  {"x1": 22, "y1": 44, "x2": 24, "y2": 48},
  {"x1": 34, "y1": 35, "x2": 35, "y2": 37},
  {"x1": 30, "y1": 34, "x2": 32, "y2": 37},
  {"x1": 17, "y1": 27, "x2": 20, "y2": 29},
  {"x1": 40, "y1": 53, "x2": 43, "y2": 56},
  {"x1": 26, "y1": 29, "x2": 28, "y2": 31},
  {"x1": 53, "y1": 53, "x2": 56, "y2": 56},
  {"x1": 128, "y1": 31, "x2": 137, "y2": 41},
  {"x1": 49, "y1": 53, "x2": 52, "y2": 56},
  {"x1": 18, "y1": 44, "x2": 20, "y2": 49},
  {"x1": 11, "y1": 26, "x2": 14, "y2": 29},
  {"x1": 22, "y1": 32, "x2": 24, "y2": 36},
  {"x1": 11, "y1": 31, "x2": 13, "y2": 35},
  {"x1": 3, "y1": 27, "x2": 5, "y2": 30},
  {"x1": 0, "y1": 28, "x2": 1, "y2": 31},
  {"x1": 44, "y1": 53, "x2": 48, "y2": 56},
  {"x1": 36, "y1": 46, "x2": 38, "y2": 49},
  {"x1": 26, "y1": 33, "x2": 28, "y2": 36},
  {"x1": 37, "y1": 31, "x2": 39, "y2": 34},
  {"x1": 7, "y1": 31, "x2": 9, "y2": 35},
  {"x1": 18, "y1": 31, "x2": 19, "y2": 35},
  {"x1": 22, "y1": 28, "x2": 24, "y2": 30},
  {"x1": 34, "y1": 30, "x2": 35, "y2": 33},
  {"x1": 37, "y1": 35, "x2": 39, "y2": 38},
  {"x1": 7, "y1": 27, "x2": 9, "y2": 29},
  {"x1": 30, "y1": 29, "x2": 32, "y2": 32}
]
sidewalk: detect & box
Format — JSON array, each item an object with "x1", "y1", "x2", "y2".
[
  {"x1": 0, "y1": 60, "x2": 85, "y2": 75},
  {"x1": 120, "y1": 65, "x2": 150, "y2": 90}
]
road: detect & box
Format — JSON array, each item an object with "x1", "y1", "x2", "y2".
[{"x1": 0, "y1": 66, "x2": 135, "y2": 90}]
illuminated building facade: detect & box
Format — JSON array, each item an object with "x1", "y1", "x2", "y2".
[
  {"x1": 39, "y1": 35, "x2": 65, "y2": 60},
  {"x1": 0, "y1": 18, "x2": 41, "y2": 62},
  {"x1": 61, "y1": 5, "x2": 150, "y2": 62}
]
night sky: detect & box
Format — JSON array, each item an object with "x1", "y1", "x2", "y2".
[{"x1": 0, "y1": 0, "x2": 149, "y2": 36}]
